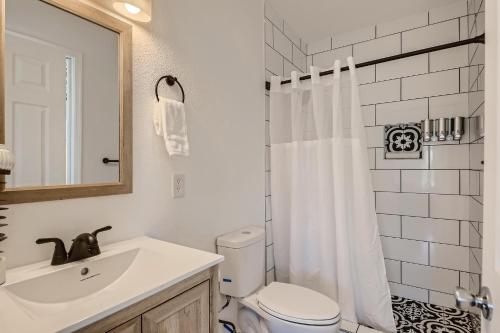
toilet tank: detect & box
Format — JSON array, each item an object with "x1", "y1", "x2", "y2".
[{"x1": 217, "y1": 226, "x2": 266, "y2": 298}]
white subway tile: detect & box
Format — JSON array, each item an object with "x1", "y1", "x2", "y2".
[
  {"x1": 470, "y1": 170, "x2": 480, "y2": 195},
  {"x1": 377, "y1": 214, "x2": 402, "y2": 237},
  {"x1": 274, "y1": 28, "x2": 292, "y2": 61},
  {"x1": 368, "y1": 148, "x2": 376, "y2": 169},
  {"x1": 332, "y1": 26, "x2": 375, "y2": 49},
  {"x1": 265, "y1": 221, "x2": 273, "y2": 246},
  {"x1": 372, "y1": 170, "x2": 401, "y2": 192},
  {"x1": 389, "y1": 282, "x2": 429, "y2": 302},
  {"x1": 265, "y1": 195, "x2": 272, "y2": 221},
  {"x1": 430, "y1": 194, "x2": 469, "y2": 220},
  {"x1": 460, "y1": 271, "x2": 470, "y2": 289},
  {"x1": 430, "y1": 45, "x2": 468, "y2": 72},
  {"x1": 430, "y1": 243, "x2": 469, "y2": 271},
  {"x1": 265, "y1": 45, "x2": 283, "y2": 76},
  {"x1": 460, "y1": 67, "x2": 469, "y2": 93},
  {"x1": 357, "y1": 65, "x2": 376, "y2": 85},
  {"x1": 376, "y1": 98, "x2": 428, "y2": 125},
  {"x1": 460, "y1": 16, "x2": 468, "y2": 40},
  {"x1": 429, "y1": 144, "x2": 469, "y2": 169},
  {"x1": 376, "y1": 192, "x2": 428, "y2": 217},
  {"x1": 429, "y1": 2, "x2": 468, "y2": 24},
  {"x1": 308, "y1": 37, "x2": 331, "y2": 55},
  {"x1": 265, "y1": 146, "x2": 270, "y2": 170},
  {"x1": 375, "y1": 147, "x2": 429, "y2": 170},
  {"x1": 381, "y1": 236, "x2": 429, "y2": 264},
  {"x1": 385, "y1": 259, "x2": 402, "y2": 283},
  {"x1": 401, "y1": 170, "x2": 460, "y2": 194},
  {"x1": 376, "y1": 54, "x2": 428, "y2": 82},
  {"x1": 265, "y1": 19, "x2": 273, "y2": 46},
  {"x1": 264, "y1": 2, "x2": 283, "y2": 29},
  {"x1": 362, "y1": 105, "x2": 375, "y2": 126},
  {"x1": 460, "y1": 221, "x2": 470, "y2": 246},
  {"x1": 265, "y1": 171, "x2": 271, "y2": 196},
  {"x1": 283, "y1": 22, "x2": 301, "y2": 47},
  {"x1": 469, "y1": 197, "x2": 483, "y2": 222},
  {"x1": 377, "y1": 12, "x2": 428, "y2": 37},
  {"x1": 266, "y1": 268, "x2": 275, "y2": 285},
  {"x1": 360, "y1": 79, "x2": 400, "y2": 105},
  {"x1": 403, "y1": 20, "x2": 459, "y2": 52},
  {"x1": 402, "y1": 216, "x2": 460, "y2": 245},
  {"x1": 332, "y1": 46, "x2": 354, "y2": 66},
  {"x1": 292, "y1": 45, "x2": 306, "y2": 72},
  {"x1": 402, "y1": 262, "x2": 459, "y2": 293},
  {"x1": 366, "y1": 126, "x2": 384, "y2": 148},
  {"x1": 306, "y1": 56, "x2": 312, "y2": 72},
  {"x1": 468, "y1": 90, "x2": 484, "y2": 116},
  {"x1": 470, "y1": 143, "x2": 484, "y2": 170},
  {"x1": 402, "y1": 70, "x2": 460, "y2": 100},
  {"x1": 429, "y1": 93, "x2": 469, "y2": 118},
  {"x1": 312, "y1": 50, "x2": 334, "y2": 69},
  {"x1": 353, "y1": 34, "x2": 401, "y2": 64},
  {"x1": 284, "y1": 59, "x2": 300, "y2": 78},
  {"x1": 429, "y1": 291, "x2": 456, "y2": 308},
  {"x1": 460, "y1": 170, "x2": 470, "y2": 195},
  {"x1": 266, "y1": 244, "x2": 274, "y2": 270}
]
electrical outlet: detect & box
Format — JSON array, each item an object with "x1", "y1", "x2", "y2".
[{"x1": 173, "y1": 174, "x2": 185, "y2": 198}]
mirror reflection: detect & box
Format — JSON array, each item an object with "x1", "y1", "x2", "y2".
[{"x1": 5, "y1": 0, "x2": 120, "y2": 188}]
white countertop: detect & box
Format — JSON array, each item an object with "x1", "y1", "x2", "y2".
[{"x1": 0, "y1": 236, "x2": 223, "y2": 333}]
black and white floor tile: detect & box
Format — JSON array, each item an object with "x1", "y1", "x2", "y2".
[
  {"x1": 391, "y1": 296, "x2": 480, "y2": 333},
  {"x1": 340, "y1": 296, "x2": 480, "y2": 333}
]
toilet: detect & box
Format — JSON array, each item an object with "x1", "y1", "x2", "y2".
[{"x1": 217, "y1": 226, "x2": 341, "y2": 333}]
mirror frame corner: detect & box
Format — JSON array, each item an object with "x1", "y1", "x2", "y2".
[{"x1": 0, "y1": 0, "x2": 133, "y2": 204}]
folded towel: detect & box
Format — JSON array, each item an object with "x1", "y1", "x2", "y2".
[{"x1": 154, "y1": 97, "x2": 190, "y2": 156}]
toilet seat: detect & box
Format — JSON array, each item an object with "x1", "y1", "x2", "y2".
[{"x1": 256, "y1": 282, "x2": 341, "y2": 326}]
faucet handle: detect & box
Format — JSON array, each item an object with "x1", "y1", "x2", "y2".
[
  {"x1": 91, "y1": 226, "x2": 112, "y2": 238},
  {"x1": 36, "y1": 238, "x2": 67, "y2": 265}
]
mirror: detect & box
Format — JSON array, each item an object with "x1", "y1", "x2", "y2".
[{"x1": 0, "y1": 0, "x2": 132, "y2": 203}]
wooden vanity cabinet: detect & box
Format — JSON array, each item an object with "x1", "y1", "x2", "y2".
[{"x1": 76, "y1": 266, "x2": 218, "y2": 333}]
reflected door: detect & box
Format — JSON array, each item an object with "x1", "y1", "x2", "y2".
[{"x1": 5, "y1": 32, "x2": 68, "y2": 187}]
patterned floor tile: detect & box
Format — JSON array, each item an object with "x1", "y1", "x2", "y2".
[{"x1": 392, "y1": 296, "x2": 481, "y2": 333}]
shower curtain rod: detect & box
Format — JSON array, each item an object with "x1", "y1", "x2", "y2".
[{"x1": 265, "y1": 33, "x2": 485, "y2": 91}]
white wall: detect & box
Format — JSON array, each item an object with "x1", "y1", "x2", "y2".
[{"x1": 1, "y1": 0, "x2": 265, "y2": 269}]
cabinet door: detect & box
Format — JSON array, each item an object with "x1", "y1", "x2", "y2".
[
  {"x1": 142, "y1": 281, "x2": 210, "y2": 333},
  {"x1": 107, "y1": 316, "x2": 141, "y2": 333}
]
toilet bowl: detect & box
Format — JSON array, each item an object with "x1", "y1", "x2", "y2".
[
  {"x1": 217, "y1": 227, "x2": 340, "y2": 333},
  {"x1": 238, "y1": 282, "x2": 340, "y2": 333}
]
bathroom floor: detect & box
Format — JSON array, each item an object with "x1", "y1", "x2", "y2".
[{"x1": 340, "y1": 296, "x2": 480, "y2": 333}]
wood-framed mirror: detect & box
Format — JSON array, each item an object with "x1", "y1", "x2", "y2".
[{"x1": 0, "y1": 0, "x2": 132, "y2": 204}]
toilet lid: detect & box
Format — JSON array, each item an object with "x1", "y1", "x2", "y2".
[{"x1": 257, "y1": 282, "x2": 341, "y2": 326}]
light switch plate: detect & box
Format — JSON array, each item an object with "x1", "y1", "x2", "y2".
[{"x1": 173, "y1": 174, "x2": 185, "y2": 198}]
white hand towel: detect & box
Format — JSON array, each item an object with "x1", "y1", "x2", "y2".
[{"x1": 154, "y1": 97, "x2": 190, "y2": 156}]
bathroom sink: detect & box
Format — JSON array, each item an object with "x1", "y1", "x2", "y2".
[
  {"x1": 0, "y1": 236, "x2": 223, "y2": 333},
  {"x1": 5, "y1": 248, "x2": 140, "y2": 304}
]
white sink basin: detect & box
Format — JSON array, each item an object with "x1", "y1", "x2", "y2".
[
  {"x1": 5, "y1": 248, "x2": 139, "y2": 304},
  {"x1": 0, "y1": 236, "x2": 223, "y2": 333}
]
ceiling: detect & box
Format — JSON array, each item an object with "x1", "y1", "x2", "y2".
[{"x1": 267, "y1": 0, "x2": 464, "y2": 43}]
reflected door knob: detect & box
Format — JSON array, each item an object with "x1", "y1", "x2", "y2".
[{"x1": 456, "y1": 286, "x2": 494, "y2": 320}]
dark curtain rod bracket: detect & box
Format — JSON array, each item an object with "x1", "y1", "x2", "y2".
[
  {"x1": 265, "y1": 33, "x2": 485, "y2": 90},
  {"x1": 155, "y1": 75, "x2": 185, "y2": 103}
]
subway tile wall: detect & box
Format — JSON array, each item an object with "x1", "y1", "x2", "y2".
[
  {"x1": 264, "y1": 1, "x2": 309, "y2": 284},
  {"x1": 264, "y1": 0, "x2": 484, "y2": 305}
]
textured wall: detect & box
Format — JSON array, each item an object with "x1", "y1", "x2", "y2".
[{"x1": 1, "y1": 0, "x2": 265, "y2": 269}]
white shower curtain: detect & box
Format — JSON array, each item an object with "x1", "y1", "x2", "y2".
[{"x1": 270, "y1": 57, "x2": 396, "y2": 333}]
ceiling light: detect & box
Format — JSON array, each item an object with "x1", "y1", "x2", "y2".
[{"x1": 113, "y1": 0, "x2": 151, "y2": 22}]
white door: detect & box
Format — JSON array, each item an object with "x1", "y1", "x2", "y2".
[
  {"x1": 5, "y1": 31, "x2": 68, "y2": 187},
  {"x1": 480, "y1": 1, "x2": 500, "y2": 331}
]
